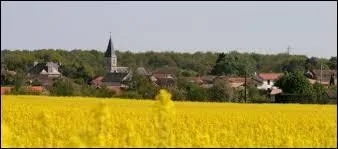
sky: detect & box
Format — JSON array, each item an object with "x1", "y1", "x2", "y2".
[{"x1": 1, "y1": 1, "x2": 337, "y2": 58}]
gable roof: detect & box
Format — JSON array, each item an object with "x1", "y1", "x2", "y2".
[
  {"x1": 28, "y1": 63, "x2": 48, "y2": 75},
  {"x1": 103, "y1": 72, "x2": 128, "y2": 83},
  {"x1": 257, "y1": 73, "x2": 283, "y2": 81},
  {"x1": 28, "y1": 62, "x2": 61, "y2": 75}
]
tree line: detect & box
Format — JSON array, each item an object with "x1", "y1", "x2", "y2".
[{"x1": 1, "y1": 49, "x2": 336, "y2": 103}]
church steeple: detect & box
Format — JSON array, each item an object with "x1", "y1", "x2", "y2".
[
  {"x1": 104, "y1": 32, "x2": 114, "y2": 57},
  {"x1": 104, "y1": 32, "x2": 117, "y2": 72}
]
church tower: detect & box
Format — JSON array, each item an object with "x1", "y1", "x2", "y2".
[{"x1": 104, "y1": 33, "x2": 117, "y2": 73}]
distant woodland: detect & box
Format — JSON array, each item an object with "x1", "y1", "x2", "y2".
[
  {"x1": 1, "y1": 49, "x2": 336, "y2": 80},
  {"x1": 1, "y1": 49, "x2": 336, "y2": 103}
]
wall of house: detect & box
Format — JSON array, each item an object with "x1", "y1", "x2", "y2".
[{"x1": 257, "y1": 80, "x2": 275, "y2": 90}]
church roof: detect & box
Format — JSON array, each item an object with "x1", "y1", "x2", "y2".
[
  {"x1": 103, "y1": 72, "x2": 128, "y2": 83},
  {"x1": 104, "y1": 35, "x2": 115, "y2": 57}
]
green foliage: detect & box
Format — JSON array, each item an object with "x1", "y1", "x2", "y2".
[
  {"x1": 121, "y1": 91, "x2": 143, "y2": 99},
  {"x1": 247, "y1": 87, "x2": 267, "y2": 103},
  {"x1": 328, "y1": 57, "x2": 337, "y2": 70},
  {"x1": 0, "y1": 70, "x2": 16, "y2": 86},
  {"x1": 275, "y1": 71, "x2": 313, "y2": 95},
  {"x1": 211, "y1": 51, "x2": 256, "y2": 76},
  {"x1": 169, "y1": 87, "x2": 187, "y2": 101},
  {"x1": 51, "y1": 78, "x2": 75, "y2": 96},
  {"x1": 312, "y1": 82, "x2": 329, "y2": 104},
  {"x1": 1, "y1": 49, "x2": 335, "y2": 104},
  {"x1": 186, "y1": 84, "x2": 208, "y2": 102},
  {"x1": 208, "y1": 78, "x2": 233, "y2": 102},
  {"x1": 124, "y1": 70, "x2": 157, "y2": 99},
  {"x1": 94, "y1": 86, "x2": 116, "y2": 98},
  {"x1": 13, "y1": 72, "x2": 26, "y2": 91}
]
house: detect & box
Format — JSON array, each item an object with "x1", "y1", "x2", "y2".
[
  {"x1": 1, "y1": 86, "x2": 45, "y2": 95},
  {"x1": 154, "y1": 78, "x2": 175, "y2": 88},
  {"x1": 27, "y1": 61, "x2": 62, "y2": 86},
  {"x1": 255, "y1": 73, "x2": 284, "y2": 90},
  {"x1": 268, "y1": 87, "x2": 283, "y2": 102},
  {"x1": 200, "y1": 75, "x2": 217, "y2": 88},
  {"x1": 305, "y1": 69, "x2": 337, "y2": 86},
  {"x1": 216, "y1": 76, "x2": 263, "y2": 89},
  {"x1": 150, "y1": 68, "x2": 176, "y2": 87},
  {"x1": 91, "y1": 76, "x2": 104, "y2": 88}
]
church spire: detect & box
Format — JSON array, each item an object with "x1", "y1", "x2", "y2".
[{"x1": 104, "y1": 32, "x2": 114, "y2": 57}]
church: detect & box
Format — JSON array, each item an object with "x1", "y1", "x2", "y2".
[
  {"x1": 90, "y1": 34, "x2": 151, "y2": 91},
  {"x1": 101, "y1": 34, "x2": 132, "y2": 87}
]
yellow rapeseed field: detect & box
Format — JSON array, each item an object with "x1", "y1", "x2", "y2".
[{"x1": 1, "y1": 89, "x2": 337, "y2": 148}]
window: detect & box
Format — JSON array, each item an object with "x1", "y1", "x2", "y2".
[{"x1": 267, "y1": 80, "x2": 270, "y2": 85}]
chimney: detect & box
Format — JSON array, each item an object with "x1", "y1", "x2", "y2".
[{"x1": 33, "y1": 61, "x2": 38, "y2": 67}]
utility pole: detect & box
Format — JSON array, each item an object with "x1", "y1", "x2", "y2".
[
  {"x1": 320, "y1": 63, "x2": 323, "y2": 83},
  {"x1": 244, "y1": 70, "x2": 247, "y2": 103}
]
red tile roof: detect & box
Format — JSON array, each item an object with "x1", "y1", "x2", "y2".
[
  {"x1": 258, "y1": 73, "x2": 283, "y2": 81},
  {"x1": 91, "y1": 76, "x2": 104, "y2": 87},
  {"x1": 24, "y1": 86, "x2": 45, "y2": 92},
  {"x1": 228, "y1": 77, "x2": 246, "y2": 83},
  {"x1": 1, "y1": 87, "x2": 13, "y2": 95}
]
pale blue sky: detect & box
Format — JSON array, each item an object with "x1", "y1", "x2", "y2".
[{"x1": 1, "y1": 1, "x2": 337, "y2": 58}]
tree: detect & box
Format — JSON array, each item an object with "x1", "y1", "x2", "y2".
[
  {"x1": 1, "y1": 69, "x2": 16, "y2": 86},
  {"x1": 124, "y1": 70, "x2": 157, "y2": 99},
  {"x1": 12, "y1": 71, "x2": 26, "y2": 94},
  {"x1": 274, "y1": 71, "x2": 313, "y2": 95},
  {"x1": 51, "y1": 78, "x2": 75, "y2": 96},
  {"x1": 328, "y1": 57, "x2": 337, "y2": 70},
  {"x1": 282, "y1": 59, "x2": 306, "y2": 73},
  {"x1": 186, "y1": 83, "x2": 208, "y2": 101},
  {"x1": 210, "y1": 51, "x2": 256, "y2": 76},
  {"x1": 247, "y1": 86, "x2": 267, "y2": 103},
  {"x1": 208, "y1": 78, "x2": 233, "y2": 102},
  {"x1": 312, "y1": 82, "x2": 326, "y2": 103}
]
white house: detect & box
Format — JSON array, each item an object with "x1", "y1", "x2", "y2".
[{"x1": 255, "y1": 73, "x2": 284, "y2": 90}]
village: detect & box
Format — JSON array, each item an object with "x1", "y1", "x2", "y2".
[{"x1": 1, "y1": 35, "x2": 337, "y2": 103}]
